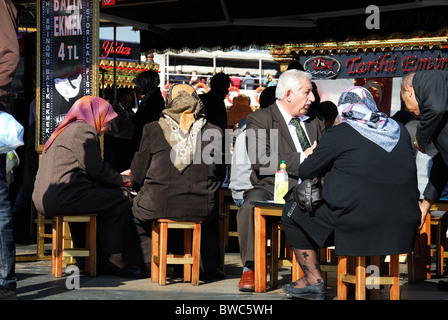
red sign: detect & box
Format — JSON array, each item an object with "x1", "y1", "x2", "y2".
[
  {"x1": 99, "y1": 40, "x2": 140, "y2": 61},
  {"x1": 302, "y1": 50, "x2": 448, "y2": 79},
  {"x1": 101, "y1": 0, "x2": 115, "y2": 6},
  {"x1": 101, "y1": 0, "x2": 127, "y2": 5}
]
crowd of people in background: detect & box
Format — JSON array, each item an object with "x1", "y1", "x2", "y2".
[
  {"x1": 3, "y1": 11, "x2": 448, "y2": 299},
  {"x1": 169, "y1": 70, "x2": 277, "y2": 89}
]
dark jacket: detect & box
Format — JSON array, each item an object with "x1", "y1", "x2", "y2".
[
  {"x1": 32, "y1": 122, "x2": 124, "y2": 216},
  {"x1": 292, "y1": 122, "x2": 420, "y2": 256},
  {"x1": 413, "y1": 70, "x2": 448, "y2": 201},
  {"x1": 245, "y1": 102, "x2": 326, "y2": 194},
  {"x1": 130, "y1": 121, "x2": 222, "y2": 221}
]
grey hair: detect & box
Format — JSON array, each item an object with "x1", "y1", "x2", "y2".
[
  {"x1": 401, "y1": 72, "x2": 415, "y2": 91},
  {"x1": 276, "y1": 69, "x2": 312, "y2": 100}
]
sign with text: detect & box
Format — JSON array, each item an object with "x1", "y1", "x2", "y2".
[
  {"x1": 99, "y1": 40, "x2": 140, "y2": 61},
  {"x1": 301, "y1": 49, "x2": 448, "y2": 79},
  {"x1": 37, "y1": 0, "x2": 99, "y2": 151}
]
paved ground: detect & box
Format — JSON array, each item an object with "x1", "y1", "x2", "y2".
[
  {"x1": 10, "y1": 242, "x2": 448, "y2": 320},
  {"x1": 13, "y1": 243, "x2": 448, "y2": 303}
]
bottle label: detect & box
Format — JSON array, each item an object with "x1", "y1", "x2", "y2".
[{"x1": 274, "y1": 181, "x2": 288, "y2": 204}]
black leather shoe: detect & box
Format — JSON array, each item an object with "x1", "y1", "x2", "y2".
[
  {"x1": 282, "y1": 281, "x2": 326, "y2": 300},
  {"x1": 103, "y1": 260, "x2": 142, "y2": 278},
  {"x1": 200, "y1": 269, "x2": 226, "y2": 281}
]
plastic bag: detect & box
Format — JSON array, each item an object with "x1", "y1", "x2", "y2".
[{"x1": 0, "y1": 111, "x2": 24, "y2": 154}]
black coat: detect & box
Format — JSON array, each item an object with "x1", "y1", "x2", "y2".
[
  {"x1": 413, "y1": 70, "x2": 448, "y2": 201},
  {"x1": 285, "y1": 122, "x2": 421, "y2": 256},
  {"x1": 130, "y1": 121, "x2": 222, "y2": 222}
]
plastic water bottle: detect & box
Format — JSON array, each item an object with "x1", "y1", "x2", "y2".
[{"x1": 274, "y1": 160, "x2": 288, "y2": 204}]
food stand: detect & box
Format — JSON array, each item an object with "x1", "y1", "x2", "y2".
[{"x1": 270, "y1": 35, "x2": 448, "y2": 116}]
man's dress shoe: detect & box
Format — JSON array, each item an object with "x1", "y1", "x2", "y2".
[{"x1": 238, "y1": 270, "x2": 255, "y2": 292}]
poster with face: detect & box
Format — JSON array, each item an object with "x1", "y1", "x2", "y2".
[{"x1": 38, "y1": 0, "x2": 97, "y2": 149}]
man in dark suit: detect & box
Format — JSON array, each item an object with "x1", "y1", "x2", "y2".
[
  {"x1": 401, "y1": 70, "x2": 448, "y2": 227},
  {"x1": 236, "y1": 70, "x2": 326, "y2": 292}
]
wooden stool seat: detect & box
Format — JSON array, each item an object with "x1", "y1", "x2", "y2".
[
  {"x1": 51, "y1": 214, "x2": 97, "y2": 277},
  {"x1": 151, "y1": 219, "x2": 202, "y2": 285},
  {"x1": 337, "y1": 255, "x2": 400, "y2": 300}
]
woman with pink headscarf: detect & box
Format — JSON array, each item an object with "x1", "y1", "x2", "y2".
[{"x1": 33, "y1": 96, "x2": 140, "y2": 277}]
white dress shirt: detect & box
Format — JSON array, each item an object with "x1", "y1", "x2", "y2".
[{"x1": 275, "y1": 100, "x2": 310, "y2": 164}]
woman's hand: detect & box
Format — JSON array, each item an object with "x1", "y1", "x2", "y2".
[{"x1": 304, "y1": 141, "x2": 317, "y2": 157}]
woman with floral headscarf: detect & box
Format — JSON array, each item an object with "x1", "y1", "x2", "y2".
[
  {"x1": 32, "y1": 96, "x2": 140, "y2": 277},
  {"x1": 281, "y1": 86, "x2": 421, "y2": 300},
  {"x1": 129, "y1": 84, "x2": 225, "y2": 280}
]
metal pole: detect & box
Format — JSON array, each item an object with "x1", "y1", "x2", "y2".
[{"x1": 113, "y1": 24, "x2": 117, "y2": 105}]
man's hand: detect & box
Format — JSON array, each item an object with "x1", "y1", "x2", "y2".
[
  {"x1": 414, "y1": 137, "x2": 426, "y2": 154},
  {"x1": 419, "y1": 198, "x2": 433, "y2": 230}
]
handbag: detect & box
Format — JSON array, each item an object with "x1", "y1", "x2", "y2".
[
  {"x1": 286, "y1": 177, "x2": 324, "y2": 213},
  {"x1": 0, "y1": 111, "x2": 24, "y2": 154}
]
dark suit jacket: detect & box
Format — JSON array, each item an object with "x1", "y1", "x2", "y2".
[
  {"x1": 245, "y1": 102, "x2": 326, "y2": 194},
  {"x1": 413, "y1": 70, "x2": 448, "y2": 201}
]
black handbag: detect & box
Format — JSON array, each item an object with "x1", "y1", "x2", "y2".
[{"x1": 285, "y1": 177, "x2": 324, "y2": 213}]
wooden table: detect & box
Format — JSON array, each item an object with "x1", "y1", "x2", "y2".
[{"x1": 252, "y1": 201, "x2": 297, "y2": 292}]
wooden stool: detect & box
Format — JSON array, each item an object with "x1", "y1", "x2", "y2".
[
  {"x1": 337, "y1": 255, "x2": 400, "y2": 300},
  {"x1": 430, "y1": 211, "x2": 448, "y2": 277},
  {"x1": 52, "y1": 214, "x2": 97, "y2": 277},
  {"x1": 151, "y1": 219, "x2": 201, "y2": 285}
]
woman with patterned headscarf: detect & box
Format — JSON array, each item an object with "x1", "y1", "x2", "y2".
[
  {"x1": 281, "y1": 86, "x2": 421, "y2": 300},
  {"x1": 33, "y1": 96, "x2": 140, "y2": 278},
  {"x1": 129, "y1": 84, "x2": 225, "y2": 280}
]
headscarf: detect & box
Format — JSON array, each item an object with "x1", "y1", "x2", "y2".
[
  {"x1": 337, "y1": 86, "x2": 400, "y2": 152},
  {"x1": 159, "y1": 84, "x2": 206, "y2": 172},
  {"x1": 43, "y1": 96, "x2": 117, "y2": 152}
]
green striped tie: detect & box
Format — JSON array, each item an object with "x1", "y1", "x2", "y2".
[{"x1": 290, "y1": 118, "x2": 311, "y2": 150}]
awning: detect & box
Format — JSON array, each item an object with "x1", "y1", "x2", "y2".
[
  {"x1": 99, "y1": 59, "x2": 159, "y2": 88},
  {"x1": 13, "y1": 1, "x2": 448, "y2": 53},
  {"x1": 98, "y1": 0, "x2": 448, "y2": 53}
]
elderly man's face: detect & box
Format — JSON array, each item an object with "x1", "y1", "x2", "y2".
[
  {"x1": 401, "y1": 85, "x2": 420, "y2": 117},
  {"x1": 287, "y1": 79, "x2": 315, "y2": 118}
]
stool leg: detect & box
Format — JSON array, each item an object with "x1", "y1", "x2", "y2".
[
  {"x1": 55, "y1": 217, "x2": 64, "y2": 277},
  {"x1": 151, "y1": 221, "x2": 160, "y2": 283},
  {"x1": 355, "y1": 256, "x2": 366, "y2": 300},
  {"x1": 337, "y1": 256, "x2": 348, "y2": 300},
  {"x1": 191, "y1": 223, "x2": 201, "y2": 285},
  {"x1": 436, "y1": 219, "x2": 442, "y2": 277},
  {"x1": 86, "y1": 216, "x2": 97, "y2": 276},
  {"x1": 159, "y1": 222, "x2": 168, "y2": 286},
  {"x1": 51, "y1": 217, "x2": 56, "y2": 275},
  {"x1": 270, "y1": 222, "x2": 279, "y2": 289},
  {"x1": 390, "y1": 255, "x2": 400, "y2": 300},
  {"x1": 184, "y1": 228, "x2": 192, "y2": 282},
  {"x1": 370, "y1": 256, "x2": 381, "y2": 300}
]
